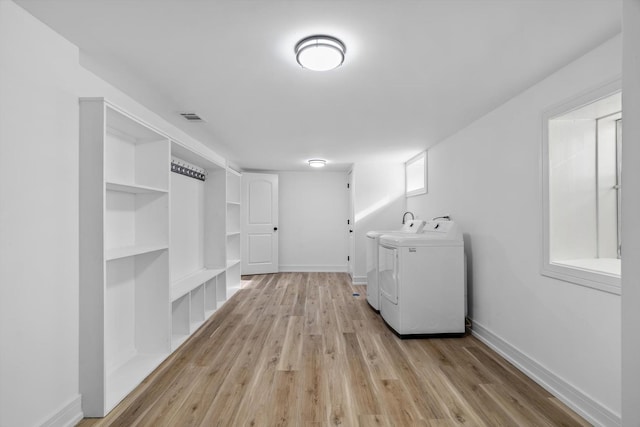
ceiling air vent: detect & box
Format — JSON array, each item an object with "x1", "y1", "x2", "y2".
[{"x1": 179, "y1": 112, "x2": 204, "y2": 122}]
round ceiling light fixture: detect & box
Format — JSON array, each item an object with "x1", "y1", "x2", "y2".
[
  {"x1": 308, "y1": 159, "x2": 327, "y2": 168},
  {"x1": 295, "y1": 35, "x2": 346, "y2": 71}
]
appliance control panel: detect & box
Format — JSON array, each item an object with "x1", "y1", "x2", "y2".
[
  {"x1": 401, "y1": 219, "x2": 426, "y2": 233},
  {"x1": 424, "y1": 220, "x2": 454, "y2": 233}
]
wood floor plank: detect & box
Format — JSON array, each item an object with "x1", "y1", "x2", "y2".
[
  {"x1": 79, "y1": 273, "x2": 590, "y2": 427},
  {"x1": 378, "y1": 335, "x2": 448, "y2": 420},
  {"x1": 464, "y1": 345, "x2": 587, "y2": 427},
  {"x1": 343, "y1": 332, "x2": 382, "y2": 416},
  {"x1": 355, "y1": 326, "x2": 399, "y2": 380},
  {"x1": 424, "y1": 339, "x2": 522, "y2": 426},
  {"x1": 402, "y1": 340, "x2": 496, "y2": 426},
  {"x1": 134, "y1": 365, "x2": 204, "y2": 427},
  {"x1": 300, "y1": 334, "x2": 328, "y2": 424},
  {"x1": 162, "y1": 323, "x2": 253, "y2": 427},
  {"x1": 479, "y1": 382, "x2": 557, "y2": 427},
  {"x1": 375, "y1": 378, "x2": 423, "y2": 425},
  {"x1": 277, "y1": 315, "x2": 305, "y2": 371},
  {"x1": 268, "y1": 370, "x2": 301, "y2": 426}
]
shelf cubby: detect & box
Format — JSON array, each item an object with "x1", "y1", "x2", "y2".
[
  {"x1": 226, "y1": 169, "x2": 241, "y2": 204},
  {"x1": 204, "y1": 278, "x2": 218, "y2": 317},
  {"x1": 171, "y1": 294, "x2": 190, "y2": 351},
  {"x1": 103, "y1": 249, "x2": 170, "y2": 412},
  {"x1": 226, "y1": 203, "x2": 241, "y2": 234},
  {"x1": 190, "y1": 285, "x2": 205, "y2": 331},
  {"x1": 105, "y1": 190, "x2": 168, "y2": 256},
  {"x1": 104, "y1": 107, "x2": 168, "y2": 191},
  {"x1": 226, "y1": 233, "x2": 240, "y2": 261}
]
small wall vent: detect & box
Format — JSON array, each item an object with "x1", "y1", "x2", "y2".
[{"x1": 179, "y1": 112, "x2": 204, "y2": 122}]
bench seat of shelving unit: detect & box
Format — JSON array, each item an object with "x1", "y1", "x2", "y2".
[{"x1": 170, "y1": 268, "x2": 225, "y2": 302}]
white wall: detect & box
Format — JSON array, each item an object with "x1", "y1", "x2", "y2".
[
  {"x1": 621, "y1": 0, "x2": 640, "y2": 424},
  {"x1": 407, "y1": 35, "x2": 622, "y2": 425},
  {"x1": 352, "y1": 162, "x2": 406, "y2": 283},
  {"x1": 278, "y1": 171, "x2": 348, "y2": 272},
  {"x1": 0, "y1": 2, "x2": 228, "y2": 426},
  {"x1": 0, "y1": 2, "x2": 81, "y2": 426}
]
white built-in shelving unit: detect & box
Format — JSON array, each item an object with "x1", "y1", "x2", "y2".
[
  {"x1": 226, "y1": 169, "x2": 242, "y2": 295},
  {"x1": 79, "y1": 98, "x2": 242, "y2": 417}
]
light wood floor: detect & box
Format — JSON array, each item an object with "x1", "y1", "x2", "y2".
[{"x1": 80, "y1": 272, "x2": 589, "y2": 426}]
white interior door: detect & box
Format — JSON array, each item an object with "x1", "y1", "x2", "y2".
[{"x1": 241, "y1": 172, "x2": 279, "y2": 275}]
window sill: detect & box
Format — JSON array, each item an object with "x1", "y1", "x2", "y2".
[{"x1": 542, "y1": 259, "x2": 621, "y2": 295}]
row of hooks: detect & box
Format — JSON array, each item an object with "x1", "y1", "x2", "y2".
[{"x1": 171, "y1": 160, "x2": 206, "y2": 181}]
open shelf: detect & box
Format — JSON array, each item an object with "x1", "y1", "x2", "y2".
[
  {"x1": 227, "y1": 233, "x2": 240, "y2": 261},
  {"x1": 226, "y1": 169, "x2": 241, "y2": 204},
  {"x1": 105, "y1": 189, "x2": 168, "y2": 257},
  {"x1": 204, "y1": 278, "x2": 218, "y2": 318},
  {"x1": 226, "y1": 261, "x2": 241, "y2": 298},
  {"x1": 226, "y1": 203, "x2": 240, "y2": 234},
  {"x1": 104, "y1": 107, "x2": 168, "y2": 191},
  {"x1": 106, "y1": 244, "x2": 168, "y2": 261},
  {"x1": 105, "y1": 352, "x2": 167, "y2": 412},
  {"x1": 106, "y1": 181, "x2": 168, "y2": 194},
  {"x1": 103, "y1": 251, "x2": 169, "y2": 413},
  {"x1": 171, "y1": 293, "x2": 190, "y2": 350}
]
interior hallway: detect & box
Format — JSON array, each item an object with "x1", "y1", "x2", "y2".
[{"x1": 79, "y1": 272, "x2": 588, "y2": 426}]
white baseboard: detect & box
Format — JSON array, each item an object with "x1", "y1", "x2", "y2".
[
  {"x1": 471, "y1": 321, "x2": 620, "y2": 427},
  {"x1": 351, "y1": 275, "x2": 367, "y2": 285},
  {"x1": 278, "y1": 265, "x2": 348, "y2": 273},
  {"x1": 39, "y1": 395, "x2": 83, "y2": 427}
]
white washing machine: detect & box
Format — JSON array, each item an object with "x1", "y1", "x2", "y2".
[
  {"x1": 378, "y1": 220, "x2": 465, "y2": 337},
  {"x1": 366, "y1": 220, "x2": 426, "y2": 311}
]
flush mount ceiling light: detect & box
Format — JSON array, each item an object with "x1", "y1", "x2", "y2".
[
  {"x1": 295, "y1": 35, "x2": 346, "y2": 71},
  {"x1": 308, "y1": 159, "x2": 327, "y2": 168}
]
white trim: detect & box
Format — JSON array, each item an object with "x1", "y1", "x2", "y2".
[
  {"x1": 471, "y1": 321, "x2": 620, "y2": 427},
  {"x1": 278, "y1": 265, "x2": 348, "y2": 273},
  {"x1": 351, "y1": 275, "x2": 367, "y2": 285},
  {"x1": 405, "y1": 151, "x2": 427, "y2": 197},
  {"x1": 39, "y1": 395, "x2": 83, "y2": 427},
  {"x1": 540, "y1": 78, "x2": 622, "y2": 294}
]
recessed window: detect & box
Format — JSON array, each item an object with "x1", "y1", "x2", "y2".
[
  {"x1": 406, "y1": 151, "x2": 427, "y2": 197},
  {"x1": 542, "y1": 81, "x2": 621, "y2": 294}
]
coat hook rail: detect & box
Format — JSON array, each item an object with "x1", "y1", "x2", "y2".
[{"x1": 171, "y1": 160, "x2": 206, "y2": 181}]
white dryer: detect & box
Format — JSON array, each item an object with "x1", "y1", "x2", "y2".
[
  {"x1": 365, "y1": 220, "x2": 426, "y2": 311},
  {"x1": 378, "y1": 220, "x2": 465, "y2": 337}
]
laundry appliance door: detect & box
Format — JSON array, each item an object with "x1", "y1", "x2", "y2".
[
  {"x1": 366, "y1": 233, "x2": 379, "y2": 309},
  {"x1": 378, "y1": 244, "x2": 398, "y2": 304}
]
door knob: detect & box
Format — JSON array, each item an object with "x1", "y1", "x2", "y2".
[{"x1": 274, "y1": 227, "x2": 278, "y2": 231}]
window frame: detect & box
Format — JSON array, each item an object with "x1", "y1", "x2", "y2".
[
  {"x1": 541, "y1": 79, "x2": 621, "y2": 295},
  {"x1": 405, "y1": 151, "x2": 427, "y2": 197}
]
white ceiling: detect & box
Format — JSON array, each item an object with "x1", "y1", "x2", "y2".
[{"x1": 16, "y1": 0, "x2": 621, "y2": 171}]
